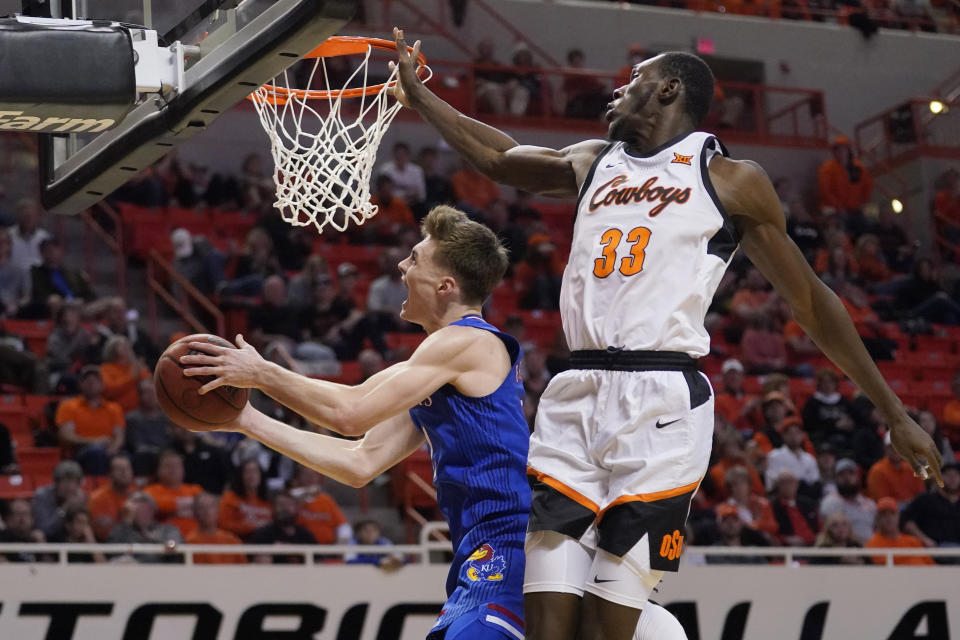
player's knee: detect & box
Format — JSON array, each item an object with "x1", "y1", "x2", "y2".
[
  {"x1": 525, "y1": 591, "x2": 581, "y2": 640},
  {"x1": 635, "y1": 602, "x2": 687, "y2": 640}
]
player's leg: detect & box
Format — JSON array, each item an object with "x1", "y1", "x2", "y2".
[
  {"x1": 578, "y1": 594, "x2": 688, "y2": 640},
  {"x1": 577, "y1": 548, "x2": 663, "y2": 640},
  {"x1": 524, "y1": 371, "x2": 606, "y2": 640},
  {"x1": 437, "y1": 609, "x2": 523, "y2": 640},
  {"x1": 635, "y1": 602, "x2": 688, "y2": 640}
]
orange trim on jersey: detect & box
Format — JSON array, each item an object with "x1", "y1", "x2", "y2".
[
  {"x1": 527, "y1": 466, "x2": 599, "y2": 513},
  {"x1": 598, "y1": 477, "x2": 702, "y2": 520}
]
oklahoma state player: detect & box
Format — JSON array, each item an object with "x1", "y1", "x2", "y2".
[{"x1": 391, "y1": 27, "x2": 943, "y2": 640}]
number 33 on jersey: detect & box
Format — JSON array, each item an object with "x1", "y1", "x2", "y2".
[{"x1": 562, "y1": 132, "x2": 740, "y2": 356}]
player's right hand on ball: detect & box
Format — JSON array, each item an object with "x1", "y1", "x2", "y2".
[
  {"x1": 180, "y1": 334, "x2": 265, "y2": 395},
  {"x1": 390, "y1": 27, "x2": 422, "y2": 108}
]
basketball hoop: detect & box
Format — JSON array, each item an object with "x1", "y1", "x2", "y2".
[{"x1": 250, "y1": 36, "x2": 430, "y2": 234}]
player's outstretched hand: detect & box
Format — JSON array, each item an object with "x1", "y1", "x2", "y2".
[
  {"x1": 390, "y1": 27, "x2": 422, "y2": 109},
  {"x1": 180, "y1": 334, "x2": 264, "y2": 395},
  {"x1": 889, "y1": 415, "x2": 944, "y2": 487}
]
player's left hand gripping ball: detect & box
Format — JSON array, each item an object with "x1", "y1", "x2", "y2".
[{"x1": 180, "y1": 334, "x2": 265, "y2": 394}]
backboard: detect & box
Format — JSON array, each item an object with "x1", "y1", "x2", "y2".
[{"x1": 16, "y1": 0, "x2": 358, "y2": 214}]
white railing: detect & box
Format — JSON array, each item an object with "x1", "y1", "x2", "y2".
[{"x1": 0, "y1": 539, "x2": 957, "y2": 566}]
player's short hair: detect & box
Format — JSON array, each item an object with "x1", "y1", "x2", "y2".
[
  {"x1": 656, "y1": 52, "x2": 715, "y2": 127},
  {"x1": 421, "y1": 206, "x2": 509, "y2": 306}
]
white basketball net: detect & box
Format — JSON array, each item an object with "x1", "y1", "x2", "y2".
[{"x1": 251, "y1": 46, "x2": 415, "y2": 234}]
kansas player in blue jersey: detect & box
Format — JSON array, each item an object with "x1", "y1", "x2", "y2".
[{"x1": 182, "y1": 206, "x2": 530, "y2": 639}]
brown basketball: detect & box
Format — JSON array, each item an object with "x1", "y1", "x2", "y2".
[{"x1": 154, "y1": 333, "x2": 250, "y2": 431}]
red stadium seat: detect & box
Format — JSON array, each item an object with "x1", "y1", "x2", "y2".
[
  {"x1": 1, "y1": 319, "x2": 52, "y2": 356},
  {"x1": 0, "y1": 394, "x2": 28, "y2": 434},
  {"x1": 0, "y1": 475, "x2": 33, "y2": 499},
  {"x1": 17, "y1": 447, "x2": 61, "y2": 477},
  {"x1": 166, "y1": 207, "x2": 213, "y2": 237},
  {"x1": 914, "y1": 335, "x2": 957, "y2": 355}
]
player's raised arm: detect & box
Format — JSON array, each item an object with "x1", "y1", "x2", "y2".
[
  {"x1": 392, "y1": 28, "x2": 600, "y2": 198},
  {"x1": 232, "y1": 407, "x2": 424, "y2": 488},
  {"x1": 711, "y1": 156, "x2": 944, "y2": 486},
  {"x1": 181, "y1": 325, "x2": 498, "y2": 436}
]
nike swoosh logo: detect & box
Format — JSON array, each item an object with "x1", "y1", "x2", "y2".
[
  {"x1": 655, "y1": 418, "x2": 681, "y2": 429},
  {"x1": 604, "y1": 163, "x2": 619, "y2": 168},
  {"x1": 593, "y1": 575, "x2": 617, "y2": 584}
]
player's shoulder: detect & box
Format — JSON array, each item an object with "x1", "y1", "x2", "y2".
[
  {"x1": 415, "y1": 324, "x2": 507, "y2": 366},
  {"x1": 707, "y1": 156, "x2": 781, "y2": 225},
  {"x1": 708, "y1": 155, "x2": 770, "y2": 186}
]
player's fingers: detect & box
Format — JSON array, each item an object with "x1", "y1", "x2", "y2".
[
  {"x1": 412, "y1": 39, "x2": 421, "y2": 61},
  {"x1": 235, "y1": 334, "x2": 249, "y2": 349},
  {"x1": 179, "y1": 353, "x2": 217, "y2": 365},
  {"x1": 186, "y1": 341, "x2": 226, "y2": 355},
  {"x1": 198, "y1": 378, "x2": 225, "y2": 395},
  {"x1": 182, "y1": 366, "x2": 220, "y2": 377}
]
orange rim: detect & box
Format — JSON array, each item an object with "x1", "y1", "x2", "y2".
[{"x1": 253, "y1": 35, "x2": 429, "y2": 103}]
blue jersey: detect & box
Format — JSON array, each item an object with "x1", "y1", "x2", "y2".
[{"x1": 408, "y1": 315, "x2": 530, "y2": 638}]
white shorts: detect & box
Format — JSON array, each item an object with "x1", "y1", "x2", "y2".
[{"x1": 524, "y1": 365, "x2": 714, "y2": 603}]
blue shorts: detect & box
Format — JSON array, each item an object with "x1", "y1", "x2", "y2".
[{"x1": 427, "y1": 604, "x2": 525, "y2": 640}]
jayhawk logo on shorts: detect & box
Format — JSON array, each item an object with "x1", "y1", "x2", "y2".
[{"x1": 466, "y1": 544, "x2": 506, "y2": 581}]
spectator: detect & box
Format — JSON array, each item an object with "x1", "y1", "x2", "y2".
[
  {"x1": 770, "y1": 470, "x2": 819, "y2": 546},
  {"x1": 100, "y1": 336, "x2": 151, "y2": 413},
  {"x1": 708, "y1": 433, "x2": 766, "y2": 499},
  {"x1": 124, "y1": 378, "x2": 174, "y2": 478},
  {"x1": 902, "y1": 462, "x2": 960, "y2": 553},
  {"x1": 707, "y1": 503, "x2": 770, "y2": 564},
  {"x1": 88, "y1": 297, "x2": 158, "y2": 367},
  {"x1": 88, "y1": 454, "x2": 135, "y2": 541},
  {"x1": 723, "y1": 466, "x2": 778, "y2": 540},
  {"x1": 916, "y1": 409, "x2": 954, "y2": 463},
  {"x1": 0, "y1": 423, "x2": 16, "y2": 474},
  {"x1": 46, "y1": 301, "x2": 92, "y2": 387},
  {"x1": 865, "y1": 497, "x2": 935, "y2": 566},
  {"x1": 740, "y1": 315, "x2": 789, "y2": 375},
  {"x1": 504, "y1": 44, "x2": 541, "y2": 117},
  {"x1": 729, "y1": 268, "x2": 772, "y2": 326},
  {"x1": 247, "y1": 275, "x2": 303, "y2": 354},
  {"x1": 484, "y1": 199, "x2": 528, "y2": 268},
  {"x1": 819, "y1": 458, "x2": 877, "y2": 544},
  {"x1": 872, "y1": 207, "x2": 914, "y2": 273},
  {"x1": 291, "y1": 465, "x2": 351, "y2": 544},
  {"x1": 816, "y1": 442, "x2": 839, "y2": 497},
  {"x1": 240, "y1": 154, "x2": 274, "y2": 211},
  {"x1": 764, "y1": 417, "x2": 819, "y2": 491},
  {"x1": 451, "y1": 162, "x2": 500, "y2": 212},
  {"x1": 31, "y1": 460, "x2": 86, "y2": 540},
  {"x1": 219, "y1": 227, "x2": 282, "y2": 297},
  {"x1": 473, "y1": 39, "x2": 520, "y2": 116},
  {"x1": 514, "y1": 234, "x2": 563, "y2": 310},
  {"x1": 357, "y1": 349, "x2": 386, "y2": 383},
  {"x1": 366, "y1": 247, "x2": 410, "y2": 328},
  {"x1": 521, "y1": 346, "x2": 552, "y2": 429},
  {"x1": 144, "y1": 450, "x2": 203, "y2": 536},
  {"x1": 218, "y1": 458, "x2": 272, "y2": 540},
  {"x1": 249, "y1": 491, "x2": 318, "y2": 564},
  {"x1": 714, "y1": 358, "x2": 755, "y2": 429},
  {"x1": 9, "y1": 198, "x2": 50, "y2": 273},
  {"x1": 781, "y1": 180, "x2": 821, "y2": 262},
  {"x1": 561, "y1": 48, "x2": 607, "y2": 120},
  {"x1": 853, "y1": 234, "x2": 891, "y2": 284},
  {"x1": 52, "y1": 506, "x2": 106, "y2": 563},
  {"x1": 170, "y1": 228, "x2": 225, "y2": 297},
  {"x1": 894, "y1": 258, "x2": 960, "y2": 325},
  {"x1": 838, "y1": 285, "x2": 897, "y2": 361},
  {"x1": 369, "y1": 175, "x2": 416, "y2": 235},
  {"x1": 932, "y1": 167, "x2": 960, "y2": 246},
  {"x1": 346, "y1": 518, "x2": 404, "y2": 570},
  {"x1": 0, "y1": 499, "x2": 46, "y2": 562},
  {"x1": 817, "y1": 135, "x2": 874, "y2": 233},
  {"x1": 29, "y1": 237, "x2": 96, "y2": 311},
  {"x1": 802, "y1": 368, "x2": 856, "y2": 447},
  {"x1": 809, "y1": 512, "x2": 868, "y2": 565},
  {"x1": 752, "y1": 392, "x2": 791, "y2": 453},
  {"x1": 819, "y1": 246, "x2": 857, "y2": 292},
  {"x1": 417, "y1": 147, "x2": 455, "y2": 215},
  {"x1": 185, "y1": 493, "x2": 247, "y2": 564},
  {"x1": 107, "y1": 492, "x2": 184, "y2": 563},
  {"x1": 288, "y1": 254, "x2": 330, "y2": 306},
  {"x1": 305, "y1": 266, "x2": 388, "y2": 361},
  {"x1": 0, "y1": 227, "x2": 30, "y2": 317},
  {"x1": 379, "y1": 142, "x2": 426, "y2": 206},
  {"x1": 169, "y1": 422, "x2": 232, "y2": 494},
  {"x1": 55, "y1": 365, "x2": 125, "y2": 476},
  {"x1": 866, "y1": 432, "x2": 925, "y2": 505}
]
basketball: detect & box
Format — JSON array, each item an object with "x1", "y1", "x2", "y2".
[{"x1": 154, "y1": 333, "x2": 250, "y2": 431}]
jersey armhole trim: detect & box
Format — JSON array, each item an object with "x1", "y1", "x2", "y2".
[
  {"x1": 575, "y1": 142, "x2": 616, "y2": 214},
  {"x1": 701, "y1": 135, "x2": 741, "y2": 259}
]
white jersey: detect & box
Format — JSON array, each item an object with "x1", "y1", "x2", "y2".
[{"x1": 560, "y1": 131, "x2": 738, "y2": 357}]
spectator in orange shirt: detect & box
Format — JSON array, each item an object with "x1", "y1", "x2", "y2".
[
  {"x1": 942, "y1": 371, "x2": 960, "y2": 449},
  {"x1": 100, "y1": 336, "x2": 151, "y2": 413},
  {"x1": 451, "y1": 162, "x2": 500, "y2": 212},
  {"x1": 369, "y1": 175, "x2": 415, "y2": 232},
  {"x1": 723, "y1": 466, "x2": 778, "y2": 541},
  {"x1": 817, "y1": 135, "x2": 874, "y2": 233},
  {"x1": 186, "y1": 493, "x2": 247, "y2": 565},
  {"x1": 291, "y1": 465, "x2": 351, "y2": 544},
  {"x1": 709, "y1": 433, "x2": 766, "y2": 499},
  {"x1": 854, "y1": 234, "x2": 892, "y2": 284},
  {"x1": 865, "y1": 497, "x2": 935, "y2": 565},
  {"x1": 218, "y1": 458, "x2": 272, "y2": 540},
  {"x1": 730, "y1": 267, "x2": 772, "y2": 324},
  {"x1": 144, "y1": 450, "x2": 203, "y2": 536},
  {"x1": 714, "y1": 359, "x2": 756, "y2": 429},
  {"x1": 867, "y1": 432, "x2": 925, "y2": 506},
  {"x1": 88, "y1": 454, "x2": 135, "y2": 541},
  {"x1": 55, "y1": 365, "x2": 125, "y2": 476}
]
